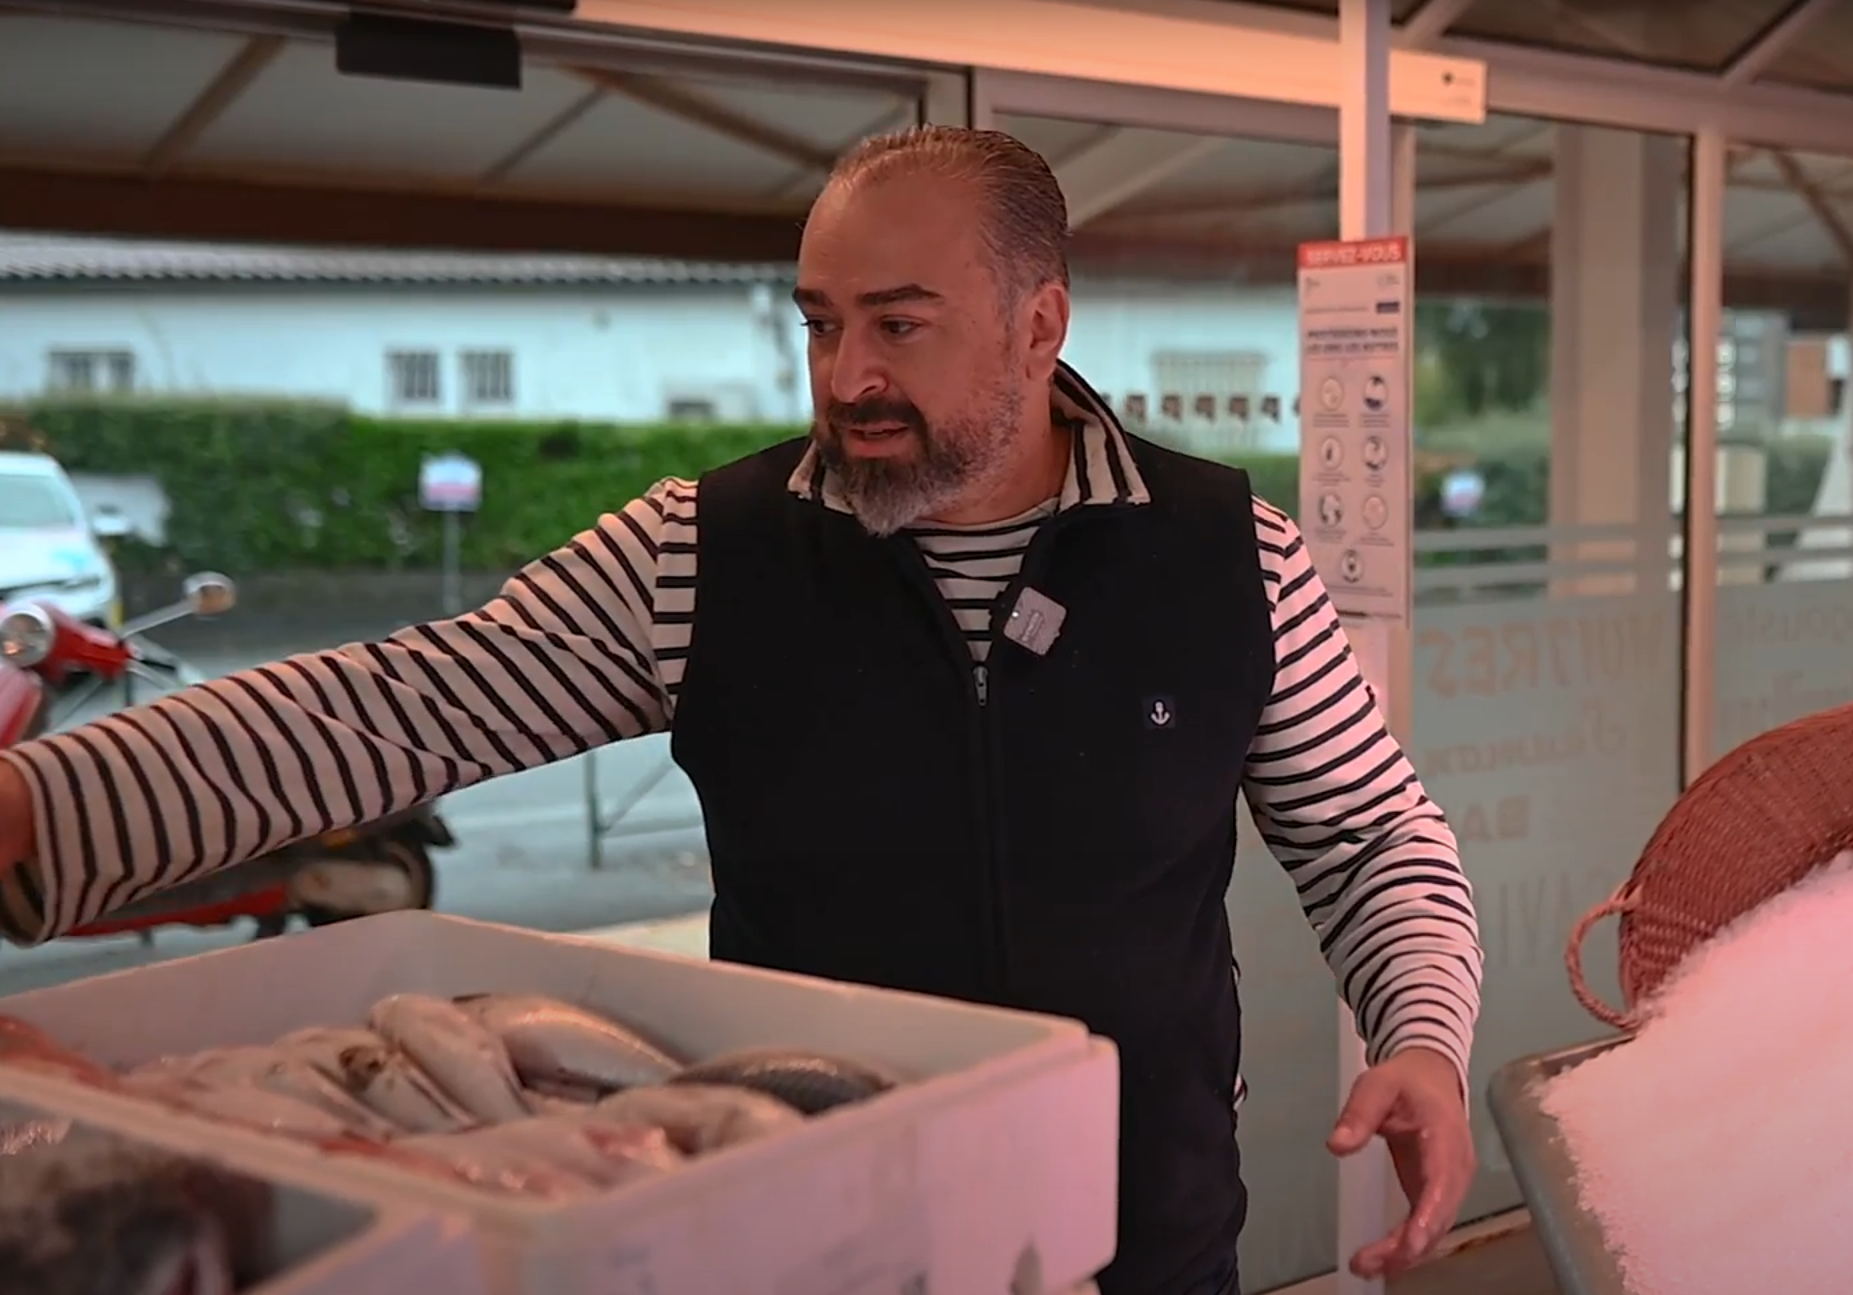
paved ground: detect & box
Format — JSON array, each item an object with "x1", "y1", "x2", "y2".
[{"x1": 0, "y1": 612, "x2": 717, "y2": 996}]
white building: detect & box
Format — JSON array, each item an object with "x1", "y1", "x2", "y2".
[{"x1": 0, "y1": 232, "x2": 1306, "y2": 454}]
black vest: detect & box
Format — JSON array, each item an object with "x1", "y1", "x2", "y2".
[{"x1": 672, "y1": 433, "x2": 1276, "y2": 1295}]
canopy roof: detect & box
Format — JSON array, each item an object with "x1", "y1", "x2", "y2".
[{"x1": 1, "y1": 0, "x2": 1848, "y2": 320}]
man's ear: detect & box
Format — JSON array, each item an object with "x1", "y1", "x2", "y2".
[{"x1": 1020, "y1": 281, "x2": 1071, "y2": 381}]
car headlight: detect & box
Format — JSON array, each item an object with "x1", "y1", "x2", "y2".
[{"x1": 0, "y1": 604, "x2": 55, "y2": 669}]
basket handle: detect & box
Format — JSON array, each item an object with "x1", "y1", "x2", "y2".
[{"x1": 1566, "y1": 883, "x2": 1640, "y2": 1030}]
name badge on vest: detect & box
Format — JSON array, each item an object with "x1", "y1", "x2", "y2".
[{"x1": 1002, "y1": 587, "x2": 1067, "y2": 656}]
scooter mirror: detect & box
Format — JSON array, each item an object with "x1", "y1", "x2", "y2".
[
  {"x1": 183, "y1": 572, "x2": 236, "y2": 618},
  {"x1": 0, "y1": 603, "x2": 55, "y2": 670}
]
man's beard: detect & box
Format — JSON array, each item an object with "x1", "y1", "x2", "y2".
[{"x1": 814, "y1": 387, "x2": 1021, "y2": 537}]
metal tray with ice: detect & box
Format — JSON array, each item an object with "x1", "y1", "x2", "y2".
[{"x1": 1486, "y1": 1034, "x2": 1634, "y2": 1295}]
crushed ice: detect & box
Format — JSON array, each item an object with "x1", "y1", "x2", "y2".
[{"x1": 1538, "y1": 851, "x2": 1853, "y2": 1295}]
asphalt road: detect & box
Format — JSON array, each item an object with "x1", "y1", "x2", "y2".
[{"x1": 0, "y1": 618, "x2": 716, "y2": 996}]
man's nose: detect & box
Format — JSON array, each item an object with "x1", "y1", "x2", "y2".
[{"x1": 827, "y1": 334, "x2": 886, "y2": 405}]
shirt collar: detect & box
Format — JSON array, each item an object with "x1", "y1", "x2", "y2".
[{"x1": 787, "y1": 361, "x2": 1152, "y2": 515}]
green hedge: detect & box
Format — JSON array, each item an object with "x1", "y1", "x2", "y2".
[
  {"x1": 4, "y1": 401, "x2": 796, "y2": 574},
  {"x1": 0, "y1": 399, "x2": 1833, "y2": 575}
]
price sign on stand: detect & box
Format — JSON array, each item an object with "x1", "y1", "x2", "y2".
[
  {"x1": 1297, "y1": 236, "x2": 1413, "y2": 628},
  {"x1": 419, "y1": 452, "x2": 482, "y2": 514},
  {"x1": 418, "y1": 452, "x2": 481, "y2": 615}
]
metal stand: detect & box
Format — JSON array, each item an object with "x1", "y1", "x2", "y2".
[
  {"x1": 441, "y1": 510, "x2": 463, "y2": 616},
  {"x1": 582, "y1": 748, "x2": 678, "y2": 870}
]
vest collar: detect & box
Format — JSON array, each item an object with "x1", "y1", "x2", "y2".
[{"x1": 786, "y1": 361, "x2": 1153, "y2": 516}]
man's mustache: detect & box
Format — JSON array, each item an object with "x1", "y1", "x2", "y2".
[{"x1": 826, "y1": 399, "x2": 927, "y2": 436}]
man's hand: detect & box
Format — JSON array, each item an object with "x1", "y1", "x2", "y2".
[
  {"x1": 1327, "y1": 1046, "x2": 1477, "y2": 1280},
  {"x1": 0, "y1": 759, "x2": 31, "y2": 881}
]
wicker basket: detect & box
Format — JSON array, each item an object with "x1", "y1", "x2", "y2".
[{"x1": 1566, "y1": 700, "x2": 1853, "y2": 1030}]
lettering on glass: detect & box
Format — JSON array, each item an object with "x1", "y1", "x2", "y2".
[
  {"x1": 1419, "y1": 608, "x2": 1667, "y2": 699},
  {"x1": 1421, "y1": 699, "x2": 1625, "y2": 779}
]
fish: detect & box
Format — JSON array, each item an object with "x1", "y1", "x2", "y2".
[
  {"x1": 395, "y1": 1128, "x2": 601, "y2": 1199},
  {"x1": 454, "y1": 993, "x2": 683, "y2": 1093},
  {"x1": 591, "y1": 1082, "x2": 803, "y2": 1155},
  {"x1": 310, "y1": 1132, "x2": 513, "y2": 1194},
  {"x1": 668, "y1": 1048, "x2": 901, "y2": 1115},
  {"x1": 129, "y1": 1074, "x2": 358, "y2": 1144},
  {"x1": 273, "y1": 1026, "x2": 388, "y2": 1085},
  {"x1": 524, "y1": 1091, "x2": 598, "y2": 1119},
  {"x1": 0, "y1": 1015, "x2": 120, "y2": 1089},
  {"x1": 368, "y1": 994, "x2": 530, "y2": 1124},
  {"x1": 182, "y1": 1047, "x2": 398, "y2": 1141},
  {"x1": 405, "y1": 1115, "x2": 682, "y2": 1194},
  {"x1": 0, "y1": 1117, "x2": 275, "y2": 1295},
  {"x1": 336, "y1": 1041, "x2": 477, "y2": 1135},
  {"x1": 525, "y1": 1074, "x2": 605, "y2": 1105},
  {"x1": 578, "y1": 1121, "x2": 687, "y2": 1177},
  {"x1": 126, "y1": 1053, "x2": 213, "y2": 1083}
]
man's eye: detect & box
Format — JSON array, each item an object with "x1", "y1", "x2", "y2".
[
  {"x1": 802, "y1": 319, "x2": 838, "y2": 337},
  {"x1": 881, "y1": 319, "x2": 920, "y2": 337}
]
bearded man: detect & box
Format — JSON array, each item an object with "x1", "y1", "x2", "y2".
[{"x1": 0, "y1": 127, "x2": 1482, "y2": 1295}]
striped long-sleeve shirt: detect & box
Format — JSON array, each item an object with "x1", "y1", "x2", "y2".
[{"x1": 0, "y1": 368, "x2": 1482, "y2": 1098}]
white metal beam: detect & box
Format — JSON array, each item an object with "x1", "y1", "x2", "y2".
[
  {"x1": 1721, "y1": 0, "x2": 1842, "y2": 86},
  {"x1": 1336, "y1": 2, "x2": 1397, "y2": 1294},
  {"x1": 1339, "y1": 0, "x2": 1393, "y2": 240},
  {"x1": 141, "y1": 33, "x2": 283, "y2": 177},
  {"x1": 1437, "y1": 36, "x2": 1853, "y2": 155},
  {"x1": 1396, "y1": 0, "x2": 1476, "y2": 50},
  {"x1": 1081, "y1": 0, "x2": 1853, "y2": 157},
  {"x1": 572, "y1": 0, "x2": 1485, "y2": 123},
  {"x1": 1056, "y1": 128, "x2": 1227, "y2": 228},
  {"x1": 979, "y1": 69, "x2": 1336, "y2": 147}
]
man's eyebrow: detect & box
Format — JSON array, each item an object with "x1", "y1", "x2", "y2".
[
  {"x1": 858, "y1": 283, "x2": 942, "y2": 307},
  {"x1": 792, "y1": 284, "x2": 943, "y2": 309}
]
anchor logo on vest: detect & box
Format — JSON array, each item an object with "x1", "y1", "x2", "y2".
[{"x1": 1145, "y1": 696, "x2": 1176, "y2": 730}]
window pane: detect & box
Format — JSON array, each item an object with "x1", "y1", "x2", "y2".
[
  {"x1": 1711, "y1": 146, "x2": 1853, "y2": 755},
  {"x1": 1411, "y1": 114, "x2": 1691, "y2": 1219}
]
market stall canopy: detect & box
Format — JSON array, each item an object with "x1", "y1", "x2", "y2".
[{"x1": 1, "y1": 0, "x2": 1852, "y2": 317}]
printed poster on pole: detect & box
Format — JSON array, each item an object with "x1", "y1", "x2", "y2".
[{"x1": 1297, "y1": 235, "x2": 1413, "y2": 628}]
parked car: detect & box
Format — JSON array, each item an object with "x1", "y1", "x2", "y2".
[{"x1": 0, "y1": 450, "x2": 126, "y2": 630}]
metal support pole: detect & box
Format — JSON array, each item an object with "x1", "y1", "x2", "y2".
[
  {"x1": 1336, "y1": 1, "x2": 1398, "y2": 1292},
  {"x1": 1681, "y1": 128, "x2": 1725, "y2": 785},
  {"x1": 440, "y1": 510, "x2": 463, "y2": 616}
]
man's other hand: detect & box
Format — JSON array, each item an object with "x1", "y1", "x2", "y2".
[{"x1": 1327, "y1": 1046, "x2": 1477, "y2": 1280}]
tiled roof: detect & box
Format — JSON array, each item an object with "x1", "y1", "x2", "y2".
[{"x1": 0, "y1": 232, "x2": 792, "y2": 285}]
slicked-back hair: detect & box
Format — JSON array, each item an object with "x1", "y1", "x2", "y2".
[{"x1": 827, "y1": 126, "x2": 1072, "y2": 300}]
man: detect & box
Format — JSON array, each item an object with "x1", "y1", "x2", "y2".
[{"x1": 0, "y1": 128, "x2": 1481, "y2": 1294}]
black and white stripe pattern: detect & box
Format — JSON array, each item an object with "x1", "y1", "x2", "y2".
[
  {"x1": 907, "y1": 503, "x2": 1056, "y2": 661},
  {"x1": 0, "y1": 365, "x2": 1481, "y2": 1097}
]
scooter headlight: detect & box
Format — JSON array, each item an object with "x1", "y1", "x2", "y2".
[{"x1": 0, "y1": 604, "x2": 55, "y2": 670}]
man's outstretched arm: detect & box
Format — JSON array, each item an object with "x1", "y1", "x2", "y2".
[
  {"x1": 0, "y1": 479, "x2": 696, "y2": 944},
  {"x1": 1241, "y1": 498, "x2": 1483, "y2": 1278}
]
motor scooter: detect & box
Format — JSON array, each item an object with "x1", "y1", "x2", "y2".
[{"x1": 0, "y1": 572, "x2": 450, "y2": 942}]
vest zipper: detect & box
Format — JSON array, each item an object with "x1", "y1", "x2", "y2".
[
  {"x1": 885, "y1": 507, "x2": 1114, "y2": 1000},
  {"x1": 882, "y1": 537, "x2": 1007, "y2": 994},
  {"x1": 977, "y1": 509, "x2": 1099, "y2": 998}
]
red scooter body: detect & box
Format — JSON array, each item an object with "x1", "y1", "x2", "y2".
[
  {"x1": 0, "y1": 667, "x2": 49, "y2": 748},
  {"x1": 0, "y1": 582, "x2": 447, "y2": 944}
]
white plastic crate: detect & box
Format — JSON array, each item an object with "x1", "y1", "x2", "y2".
[
  {"x1": 0, "y1": 1077, "x2": 488, "y2": 1295},
  {"x1": 0, "y1": 910, "x2": 1121, "y2": 1295}
]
